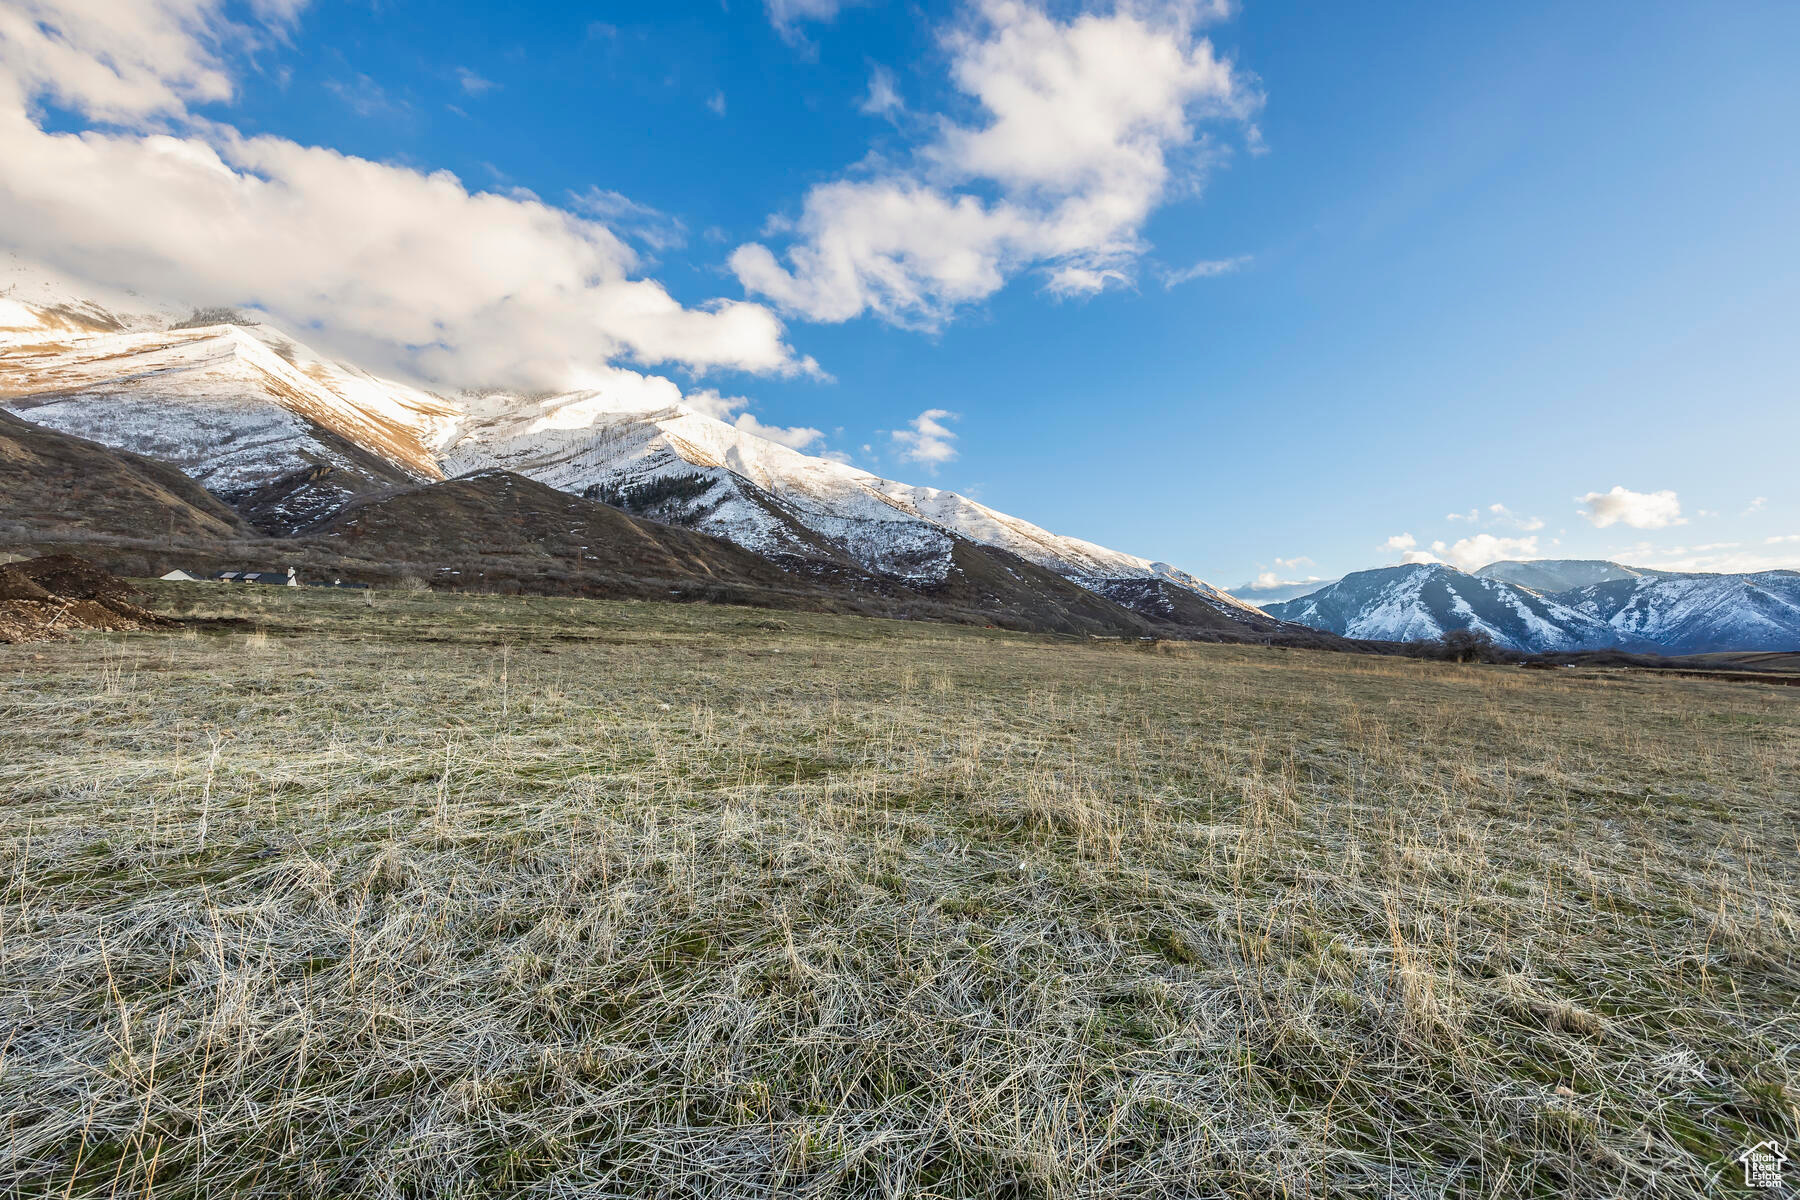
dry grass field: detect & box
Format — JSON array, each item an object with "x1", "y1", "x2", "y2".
[{"x1": 3, "y1": 584, "x2": 1796, "y2": 1197}]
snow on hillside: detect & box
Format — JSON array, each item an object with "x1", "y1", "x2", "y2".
[
  {"x1": 1557, "y1": 571, "x2": 1800, "y2": 654},
  {"x1": 441, "y1": 389, "x2": 952, "y2": 577},
  {"x1": 1267, "y1": 564, "x2": 1624, "y2": 652},
  {"x1": 0, "y1": 292, "x2": 1259, "y2": 620},
  {"x1": 1, "y1": 300, "x2": 457, "y2": 492},
  {"x1": 439, "y1": 386, "x2": 1265, "y2": 619}
]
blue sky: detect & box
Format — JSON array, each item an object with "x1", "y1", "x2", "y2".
[{"x1": 4, "y1": 0, "x2": 1797, "y2": 592}]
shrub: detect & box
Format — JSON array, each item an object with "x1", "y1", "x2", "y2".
[
  {"x1": 170, "y1": 306, "x2": 255, "y2": 329},
  {"x1": 1435, "y1": 627, "x2": 1502, "y2": 663}
]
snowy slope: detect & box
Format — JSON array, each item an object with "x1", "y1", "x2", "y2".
[
  {"x1": 0, "y1": 303, "x2": 458, "y2": 494},
  {"x1": 0, "y1": 293, "x2": 1262, "y2": 624},
  {"x1": 1555, "y1": 571, "x2": 1800, "y2": 653},
  {"x1": 439, "y1": 386, "x2": 1266, "y2": 622},
  {"x1": 1267, "y1": 564, "x2": 1626, "y2": 652}
]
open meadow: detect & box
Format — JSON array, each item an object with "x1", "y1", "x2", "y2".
[{"x1": 3, "y1": 584, "x2": 1797, "y2": 1197}]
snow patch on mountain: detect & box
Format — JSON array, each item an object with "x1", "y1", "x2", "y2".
[
  {"x1": 1556, "y1": 571, "x2": 1800, "y2": 653},
  {"x1": 1, "y1": 307, "x2": 457, "y2": 492},
  {"x1": 0, "y1": 291, "x2": 1259, "y2": 621},
  {"x1": 1268, "y1": 564, "x2": 1624, "y2": 652}
]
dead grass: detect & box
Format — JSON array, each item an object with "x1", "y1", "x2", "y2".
[{"x1": 1, "y1": 584, "x2": 1796, "y2": 1197}]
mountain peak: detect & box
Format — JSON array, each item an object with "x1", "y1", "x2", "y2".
[{"x1": 1, "y1": 296, "x2": 1266, "y2": 632}]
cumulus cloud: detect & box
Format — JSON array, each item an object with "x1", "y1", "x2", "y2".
[
  {"x1": 679, "y1": 388, "x2": 751, "y2": 421},
  {"x1": 731, "y1": 411, "x2": 824, "y2": 450},
  {"x1": 1383, "y1": 533, "x2": 1418, "y2": 552},
  {"x1": 1252, "y1": 570, "x2": 1320, "y2": 589},
  {"x1": 732, "y1": 0, "x2": 1257, "y2": 326},
  {"x1": 0, "y1": 0, "x2": 276, "y2": 123},
  {"x1": 1578, "y1": 486, "x2": 1684, "y2": 530},
  {"x1": 671, "y1": 389, "x2": 824, "y2": 449},
  {"x1": 0, "y1": 0, "x2": 809, "y2": 391},
  {"x1": 1433, "y1": 534, "x2": 1539, "y2": 571},
  {"x1": 891, "y1": 408, "x2": 959, "y2": 468}
]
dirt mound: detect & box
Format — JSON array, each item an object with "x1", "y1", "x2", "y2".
[
  {"x1": 0, "y1": 563, "x2": 54, "y2": 602},
  {"x1": 0, "y1": 555, "x2": 169, "y2": 644},
  {"x1": 11, "y1": 554, "x2": 141, "y2": 605}
]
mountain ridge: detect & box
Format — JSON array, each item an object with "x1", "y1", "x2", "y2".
[
  {"x1": 1270, "y1": 561, "x2": 1800, "y2": 655},
  {"x1": 1265, "y1": 563, "x2": 1632, "y2": 652},
  {"x1": 0, "y1": 289, "x2": 1269, "y2": 634}
]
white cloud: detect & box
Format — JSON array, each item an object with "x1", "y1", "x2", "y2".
[
  {"x1": 1274, "y1": 555, "x2": 1312, "y2": 570},
  {"x1": 0, "y1": 0, "x2": 281, "y2": 123},
  {"x1": 1383, "y1": 533, "x2": 1417, "y2": 552},
  {"x1": 732, "y1": 0, "x2": 1256, "y2": 326},
  {"x1": 1768, "y1": 533, "x2": 1800, "y2": 545},
  {"x1": 455, "y1": 67, "x2": 497, "y2": 96},
  {"x1": 1446, "y1": 508, "x2": 1478, "y2": 522},
  {"x1": 665, "y1": 389, "x2": 822, "y2": 449},
  {"x1": 860, "y1": 65, "x2": 902, "y2": 117},
  {"x1": 706, "y1": 90, "x2": 726, "y2": 116},
  {"x1": 1400, "y1": 549, "x2": 1441, "y2": 565},
  {"x1": 891, "y1": 408, "x2": 959, "y2": 468},
  {"x1": 1250, "y1": 570, "x2": 1322, "y2": 589},
  {"x1": 1435, "y1": 533, "x2": 1539, "y2": 571},
  {"x1": 731, "y1": 411, "x2": 823, "y2": 450},
  {"x1": 1745, "y1": 496, "x2": 1768, "y2": 515},
  {"x1": 1163, "y1": 254, "x2": 1248, "y2": 288},
  {"x1": 678, "y1": 389, "x2": 750, "y2": 420},
  {"x1": 0, "y1": 0, "x2": 810, "y2": 391},
  {"x1": 1578, "y1": 486, "x2": 1684, "y2": 530}
]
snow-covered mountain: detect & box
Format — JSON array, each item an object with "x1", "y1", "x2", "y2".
[
  {"x1": 0, "y1": 297, "x2": 460, "y2": 528},
  {"x1": 1475, "y1": 559, "x2": 1655, "y2": 593},
  {"x1": 440, "y1": 387, "x2": 1266, "y2": 620},
  {"x1": 1265, "y1": 564, "x2": 1628, "y2": 652},
  {"x1": 1555, "y1": 571, "x2": 1800, "y2": 654},
  {"x1": 1270, "y1": 563, "x2": 1800, "y2": 655},
  {"x1": 0, "y1": 287, "x2": 1264, "y2": 629}
]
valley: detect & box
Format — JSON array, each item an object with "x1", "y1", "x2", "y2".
[{"x1": 2, "y1": 583, "x2": 1795, "y2": 1196}]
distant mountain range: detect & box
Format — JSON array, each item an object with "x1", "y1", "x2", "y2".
[
  {"x1": 1266, "y1": 561, "x2": 1800, "y2": 654},
  {"x1": 3, "y1": 284, "x2": 1793, "y2": 655}
]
